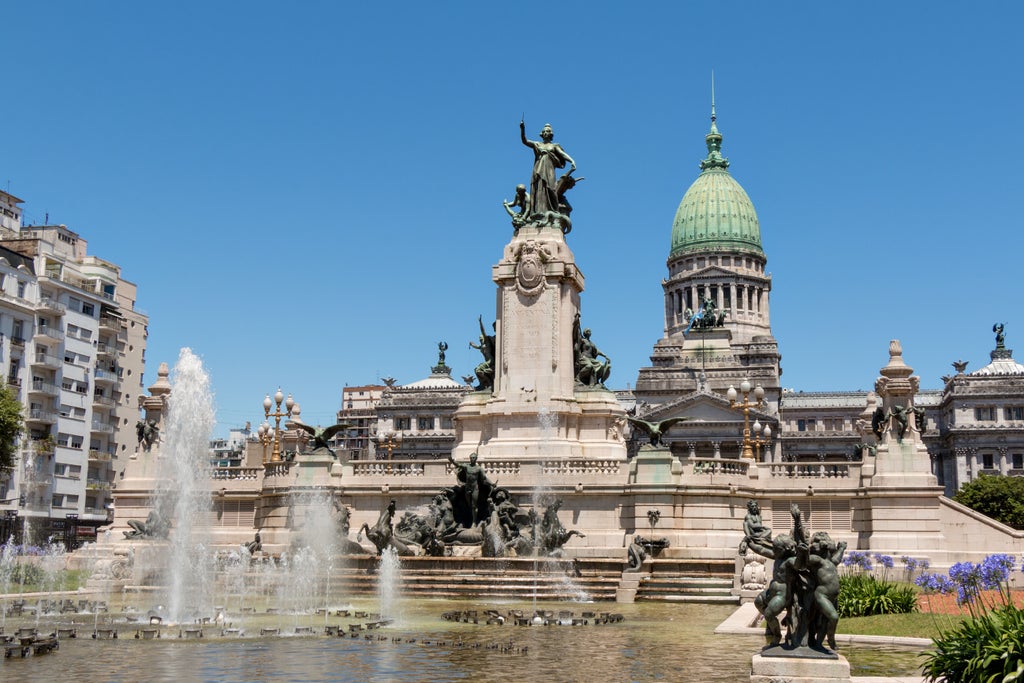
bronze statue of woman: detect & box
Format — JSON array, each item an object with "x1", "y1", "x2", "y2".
[{"x1": 520, "y1": 120, "x2": 576, "y2": 215}]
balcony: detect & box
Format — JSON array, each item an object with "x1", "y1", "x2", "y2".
[
  {"x1": 90, "y1": 420, "x2": 115, "y2": 434},
  {"x1": 92, "y1": 394, "x2": 116, "y2": 408},
  {"x1": 32, "y1": 352, "x2": 61, "y2": 369},
  {"x1": 30, "y1": 439, "x2": 56, "y2": 456},
  {"x1": 98, "y1": 316, "x2": 120, "y2": 333},
  {"x1": 32, "y1": 327, "x2": 65, "y2": 343},
  {"x1": 29, "y1": 378, "x2": 59, "y2": 396},
  {"x1": 85, "y1": 479, "x2": 112, "y2": 491},
  {"x1": 88, "y1": 449, "x2": 113, "y2": 463},
  {"x1": 38, "y1": 298, "x2": 66, "y2": 315},
  {"x1": 95, "y1": 342, "x2": 117, "y2": 360},
  {"x1": 93, "y1": 368, "x2": 119, "y2": 385},
  {"x1": 26, "y1": 409, "x2": 58, "y2": 425}
]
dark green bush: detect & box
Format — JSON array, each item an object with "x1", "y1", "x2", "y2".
[
  {"x1": 838, "y1": 573, "x2": 917, "y2": 617},
  {"x1": 953, "y1": 474, "x2": 1024, "y2": 530},
  {"x1": 6, "y1": 562, "x2": 45, "y2": 585},
  {"x1": 921, "y1": 603, "x2": 1024, "y2": 682}
]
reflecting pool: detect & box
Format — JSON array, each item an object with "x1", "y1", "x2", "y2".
[{"x1": 2, "y1": 599, "x2": 923, "y2": 682}]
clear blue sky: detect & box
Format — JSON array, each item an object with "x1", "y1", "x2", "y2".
[{"x1": 5, "y1": 3, "x2": 1023, "y2": 436}]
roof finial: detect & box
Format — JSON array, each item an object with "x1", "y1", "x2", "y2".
[
  {"x1": 700, "y1": 70, "x2": 728, "y2": 171},
  {"x1": 711, "y1": 69, "x2": 717, "y2": 127}
]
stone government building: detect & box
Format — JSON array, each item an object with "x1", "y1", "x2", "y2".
[
  {"x1": 342, "y1": 111, "x2": 1024, "y2": 504},
  {"x1": 106, "y1": 111, "x2": 1024, "y2": 580}
]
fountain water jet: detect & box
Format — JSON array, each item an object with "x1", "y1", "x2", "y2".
[
  {"x1": 158, "y1": 348, "x2": 216, "y2": 623},
  {"x1": 377, "y1": 546, "x2": 402, "y2": 625}
]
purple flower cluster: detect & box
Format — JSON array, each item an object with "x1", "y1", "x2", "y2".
[
  {"x1": 0, "y1": 543, "x2": 50, "y2": 557},
  {"x1": 874, "y1": 553, "x2": 895, "y2": 569},
  {"x1": 915, "y1": 572, "x2": 955, "y2": 594},
  {"x1": 980, "y1": 554, "x2": 1015, "y2": 589},
  {"x1": 901, "y1": 556, "x2": 929, "y2": 572},
  {"x1": 843, "y1": 550, "x2": 873, "y2": 571}
]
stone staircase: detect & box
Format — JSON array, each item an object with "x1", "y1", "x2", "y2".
[
  {"x1": 620, "y1": 559, "x2": 738, "y2": 605},
  {"x1": 332, "y1": 556, "x2": 622, "y2": 601}
]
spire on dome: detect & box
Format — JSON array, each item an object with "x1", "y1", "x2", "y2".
[{"x1": 701, "y1": 71, "x2": 729, "y2": 171}]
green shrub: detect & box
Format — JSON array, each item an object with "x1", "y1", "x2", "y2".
[
  {"x1": 6, "y1": 562, "x2": 45, "y2": 585},
  {"x1": 838, "y1": 573, "x2": 918, "y2": 618},
  {"x1": 921, "y1": 603, "x2": 1024, "y2": 683},
  {"x1": 953, "y1": 475, "x2": 1024, "y2": 530}
]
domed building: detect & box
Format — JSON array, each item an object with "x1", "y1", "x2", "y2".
[{"x1": 633, "y1": 108, "x2": 781, "y2": 460}]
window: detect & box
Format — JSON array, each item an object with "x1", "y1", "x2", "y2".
[
  {"x1": 975, "y1": 407, "x2": 997, "y2": 421},
  {"x1": 982, "y1": 453, "x2": 995, "y2": 470},
  {"x1": 441, "y1": 417, "x2": 453, "y2": 430},
  {"x1": 81, "y1": 302, "x2": 95, "y2": 316},
  {"x1": 418, "y1": 417, "x2": 435, "y2": 431},
  {"x1": 797, "y1": 420, "x2": 806, "y2": 432},
  {"x1": 1005, "y1": 407, "x2": 1024, "y2": 421},
  {"x1": 1013, "y1": 454, "x2": 1024, "y2": 470},
  {"x1": 395, "y1": 417, "x2": 411, "y2": 430},
  {"x1": 16, "y1": 281, "x2": 25, "y2": 298}
]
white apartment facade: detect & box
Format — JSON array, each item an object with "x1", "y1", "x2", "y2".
[{"x1": 0, "y1": 189, "x2": 147, "y2": 546}]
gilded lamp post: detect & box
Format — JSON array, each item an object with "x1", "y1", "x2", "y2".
[
  {"x1": 257, "y1": 421, "x2": 273, "y2": 464},
  {"x1": 727, "y1": 379, "x2": 765, "y2": 461},
  {"x1": 263, "y1": 388, "x2": 294, "y2": 463},
  {"x1": 376, "y1": 430, "x2": 403, "y2": 472}
]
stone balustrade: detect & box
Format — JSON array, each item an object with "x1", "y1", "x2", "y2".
[
  {"x1": 689, "y1": 457, "x2": 749, "y2": 476},
  {"x1": 210, "y1": 467, "x2": 262, "y2": 481},
  {"x1": 541, "y1": 459, "x2": 620, "y2": 475},
  {"x1": 352, "y1": 461, "x2": 425, "y2": 476},
  {"x1": 766, "y1": 463, "x2": 856, "y2": 479}
]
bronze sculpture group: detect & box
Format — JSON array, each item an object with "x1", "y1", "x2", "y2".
[
  {"x1": 354, "y1": 455, "x2": 584, "y2": 559},
  {"x1": 742, "y1": 501, "x2": 847, "y2": 654}
]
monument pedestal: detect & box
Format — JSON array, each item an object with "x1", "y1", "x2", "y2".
[
  {"x1": 750, "y1": 653, "x2": 850, "y2": 683},
  {"x1": 453, "y1": 223, "x2": 626, "y2": 464}
]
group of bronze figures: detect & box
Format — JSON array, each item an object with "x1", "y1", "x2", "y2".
[
  {"x1": 467, "y1": 311, "x2": 611, "y2": 391},
  {"x1": 502, "y1": 119, "x2": 580, "y2": 235},
  {"x1": 123, "y1": 452, "x2": 585, "y2": 561},
  {"x1": 741, "y1": 501, "x2": 846, "y2": 654},
  {"x1": 357, "y1": 453, "x2": 584, "y2": 558}
]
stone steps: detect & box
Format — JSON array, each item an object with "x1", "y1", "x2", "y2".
[{"x1": 634, "y1": 573, "x2": 737, "y2": 604}]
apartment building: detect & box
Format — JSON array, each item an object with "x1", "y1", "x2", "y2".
[{"x1": 0, "y1": 189, "x2": 147, "y2": 545}]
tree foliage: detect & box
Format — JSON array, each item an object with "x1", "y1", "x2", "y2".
[
  {"x1": 0, "y1": 382, "x2": 23, "y2": 471},
  {"x1": 953, "y1": 475, "x2": 1024, "y2": 530}
]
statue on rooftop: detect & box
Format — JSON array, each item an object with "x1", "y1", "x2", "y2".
[{"x1": 995, "y1": 323, "x2": 1006, "y2": 349}]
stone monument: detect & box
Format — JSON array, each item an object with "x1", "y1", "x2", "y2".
[{"x1": 453, "y1": 120, "x2": 626, "y2": 463}]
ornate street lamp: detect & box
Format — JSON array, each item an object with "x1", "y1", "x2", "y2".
[
  {"x1": 727, "y1": 379, "x2": 765, "y2": 461},
  {"x1": 263, "y1": 388, "x2": 294, "y2": 463},
  {"x1": 750, "y1": 419, "x2": 773, "y2": 462},
  {"x1": 376, "y1": 430, "x2": 403, "y2": 472},
  {"x1": 257, "y1": 421, "x2": 273, "y2": 464}
]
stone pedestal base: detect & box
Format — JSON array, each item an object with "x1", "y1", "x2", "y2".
[{"x1": 750, "y1": 653, "x2": 850, "y2": 683}]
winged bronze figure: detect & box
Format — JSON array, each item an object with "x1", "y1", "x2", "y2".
[
  {"x1": 292, "y1": 422, "x2": 354, "y2": 458},
  {"x1": 626, "y1": 416, "x2": 689, "y2": 447}
]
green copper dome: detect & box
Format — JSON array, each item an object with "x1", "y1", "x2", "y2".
[{"x1": 670, "y1": 116, "x2": 763, "y2": 257}]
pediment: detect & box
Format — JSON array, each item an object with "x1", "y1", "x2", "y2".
[{"x1": 641, "y1": 390, "x2": 775, "y2": 425}]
